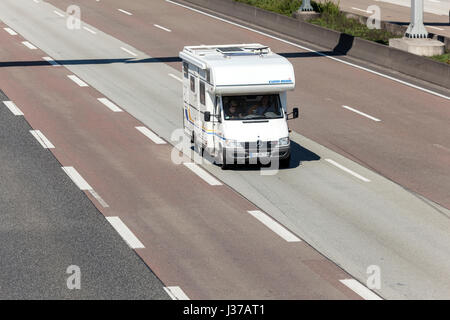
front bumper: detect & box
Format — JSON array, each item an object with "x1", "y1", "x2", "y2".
[{"x1": 223, "y1": 144, "x2": 290, "y2": 163}]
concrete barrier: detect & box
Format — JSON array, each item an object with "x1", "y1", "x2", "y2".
[
  {"x1": 342, "y1": 10, "x2": 450, "y2": 52},
  {"x1": 180, "y1": 0, "x2": 449, "y2": 89}
]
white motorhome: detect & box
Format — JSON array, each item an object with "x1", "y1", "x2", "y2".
[{"x1": 179, "y1": 44, "x2": 298, "y2": 169}]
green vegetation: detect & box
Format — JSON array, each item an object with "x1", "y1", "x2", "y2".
[
  {"x1": 309, "y1": 1, "x2": 399, "y2": 44},
  {"x1": 431, "y1": 52, "x2": 450, "y2": 64},
  {"x1": 234, "y1": 0, "x2": 302, "y2": 16},
  {"x1": 234, "y1": 0, "x2": 400, "y2": 45}
]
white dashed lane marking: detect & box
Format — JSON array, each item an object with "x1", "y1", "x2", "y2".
[
  {"x1": 136, "y1": 126, "x2": 167, "y2": 144},
  {"x1": 22, "y1": 41, "x2": 37, "y2": 49},
  {"x1": 30, "y1": 130, "x2": 55, "y2": 149},
  {"x1": 118, "y1": 8, "x2": 133, "y2": 15},
  {"x1": 67, "y1": 75, "x2": 89, "y2": 87},
  {"x1": 183, "y1": 162, "x2": 223, "y2": 186},
  {"x1": 340, "y1": 279, "x2": 383, "y2": 300},
  {"x1": 247, "y1": 210, "x2": 301, "y2": 242},
  {"x1": 164, "y1": 286, "x2": 190, "y2": 300},
  {"x1": 4, "y1": 27, "x2": 17, "y2": 35},
  {"x1": 154, "y1": 24, "x2": 172, "y2": 32},
  {"x1": 106, "y1": 217, "x2": 145, "y2": 249},
  {"x1": 2, "y1": 101, "x2": 24, "y2": 116},
  {"x1": 342, "y1": 105, "x2": 381, "y2": 122},
  {"x1": 62, "y1": 166, "x2": 92, "y2": 190},
  {"x1": 97, "y1": 98, "x2": 123, "y2": 112},
  {"x1": 43, "y1": 56, "x2": 60, "y2": 66}
]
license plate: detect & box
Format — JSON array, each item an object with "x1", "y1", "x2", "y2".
[{"x1": 250, "y1": 152, "x2": 269, "y2": 158}]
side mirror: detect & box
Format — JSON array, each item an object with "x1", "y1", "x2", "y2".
[
  {"x1": 293, "y1": 107, "x2": 299, "y2": 119},
  {"x1": 204, "y1": 111, "x2": 211, "y2": 122}
]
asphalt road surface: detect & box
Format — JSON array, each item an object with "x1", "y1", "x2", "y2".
[
  {"x1": 0, "y1": 4, "x2": 364, "y2": 300},
  {"x1": 0, "y1": 88, "x2": 168, "y2": 299},
  {"x1": 0, "y1": 0, "x2": 449, "y2": 299}
]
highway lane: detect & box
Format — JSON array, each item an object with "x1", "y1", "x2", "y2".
[
  {"x1": 0, "y1": 93, "x2": 168, "y2": 299},
  {"x1": 1, "y1": 0, "x2": 449, "y2": 299},
  {"x1": 333, "y1": 0, "x2": 450, "y2": 37},
  {"x1": 0, "y1": 18, "x2": 364, "y2": 300},
  {"x1": 44, "y1": 0, "x2": 450, "y2": 211}
]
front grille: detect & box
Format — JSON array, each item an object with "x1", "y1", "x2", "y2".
[{"x1": 244, "y1": 141, "x2": 276, "y2": 152}]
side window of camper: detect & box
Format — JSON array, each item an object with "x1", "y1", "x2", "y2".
[
  {"x1": 183, "y1": 62, "x2": 188, "y2": 78},
  {"x1": 199, "y1": 82, "x2": 205, "y2": 105},
  {"x1": 190, "y1": 76, "x2": 195, "y2": 93}
]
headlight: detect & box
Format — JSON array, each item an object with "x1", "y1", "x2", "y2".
[
  {"x1": 224, "y1": 139, "x2": 240, "y2": 148},
  {"x1": 279, "y1": 137, "x2": 290, "y2": 146}
]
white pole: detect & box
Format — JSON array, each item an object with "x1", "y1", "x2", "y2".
[
  {"x1": 405, "y1": 0, "x2": 428, "y2": 38},
  {"x1": 299, "y1": 0, "x2": 314, "y2": 12}
]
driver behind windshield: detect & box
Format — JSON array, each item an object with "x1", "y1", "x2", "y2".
[
  {"x1": 223, "y1": 95, "x2": 282, "y2": 120},
  {"x1": 225, "y1": 100, "x2": 242, "y2": 119},
  {"x1": 249, "y1": 96, "x2": 277, "y2": 116}
]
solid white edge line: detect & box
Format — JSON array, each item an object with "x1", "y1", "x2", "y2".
[
  {"x1": 247, "y1": 210, "x2": 301, "y2": 242},
  {"x1": 97, "y1": 98, "x2": 123, "y2": 112},
  {"x1": 22, "y1": 41, "x2": 37, "y2": 49},
  {"x1": 427, "y1": 26, "x2": 444, "y2": 31},
  {"x1": 106, "y1": 217, "x2": 145, "y2": 249},
  {"x1": 120, "y1": 46, "x2": 138, "y2": 57},
  {"x1": 61, "y1": 166, "x2": 93, "y2": 190},
  {"x1": 83, "y1": 26, "x2": 97, "y2": 34},
  {"x1": 67, "y1": 75, "x2": 89, "y2": 87},
  {"x1": 135, "y1": 126, "x2": 167, "y2": 144},
  {"x1": 168, "y1": 73, "x2": 183, "y2": 82},
  {"x1": 342, "y1": 105, "x2": 381, "y2": 121},
  {"x1": 53, "y1": 10, "x2": 65, "y2": 17},
  {"x1": 163, "y1": 286, "x2": 190, "y2": 300},
  {"x1": 43, "y1": 56, "x2": 60, "y2": 66},
  {"x1": 183, "y1": 162, "x2": 223, "y2": 186},
  {"x1": 165, "y1": 0, "x2": 450, "y2": 101},
  {"x1": 351, "y1": 7, "x2": 371, "y2": 13},
  {"x1": 3, "y1": 101, "x2": 24, "y2": 116},
  {"x1": 4, "y1": 27, "x2": 17, "y2": 35},
  {"x1": 154, "y1": 24, "x2": 172, "y2": 32},
  {"x1": 340, "y1": 279, "x2": 383, "y2": 300},
  {"x1": 325, "y1": 159, "x2": 371, "y2": 182},
  {"x1": 30, "y1": 130, "x2": 55, "y2": 149},
  {"x1": 118, "y1": 8, "x2": 133, "y2": 15}
]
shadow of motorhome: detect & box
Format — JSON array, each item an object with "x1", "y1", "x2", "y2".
[
  {"x1": 289, "y1": 140, "x2": 321, "y2": 165},
  {"x1": 0, "y1": 57, "x2": 182, "y2": 68}
]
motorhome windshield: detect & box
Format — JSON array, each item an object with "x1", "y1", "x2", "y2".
[{"x1": 222, "y1": 94, "x2": 283, "y2": 121}]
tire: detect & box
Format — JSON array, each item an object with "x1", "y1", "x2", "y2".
[
  {"x1": 279, "y1": 155, "x2": 291, "y2": 169},
  {"x1": 220, "y1": 147, "x2": 229, "y2": 170}
]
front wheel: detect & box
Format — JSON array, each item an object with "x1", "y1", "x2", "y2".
[
  {"x1": 221, "y1": 150, "x2": 229, "y2": 170},
  {"x1": 217, "y1": 147, "x2": 229, "y2": 170},
  {"x1": 279, "y1": 155, "x2": 291, "y2": 169}
]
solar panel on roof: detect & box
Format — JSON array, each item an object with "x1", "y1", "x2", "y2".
[{"x1": 217, "y1": 47, "x2": 245, "y2": 53}]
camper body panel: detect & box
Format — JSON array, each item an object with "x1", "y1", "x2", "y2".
[{"x1": 180, "y1": 44, "x2": 296, "y2": 165}]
